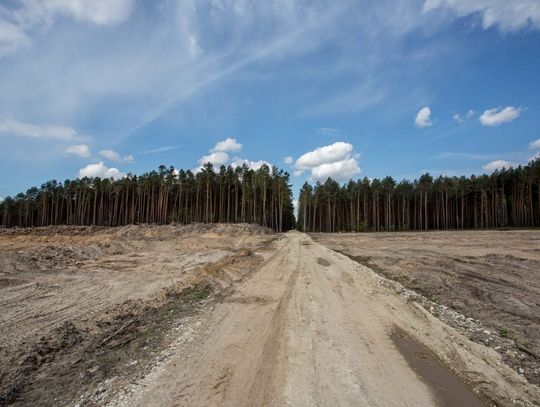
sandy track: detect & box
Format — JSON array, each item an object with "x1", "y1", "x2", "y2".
[{"x1": 119, "y1": 232, "x2": 538, "y2": 407}]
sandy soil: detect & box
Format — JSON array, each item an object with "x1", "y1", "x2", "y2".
[
  {"x1": 312, "y1": 230, "x2": 540, "y2": 385},
  {"x1": 1, "y1": 227, "x2": 539, "y2": 406},
  {"x1": 0, "y1": 224, "x2": 275, "y2": 405},
  {"x1": 110, "y1": 232, "x2": 538, "y2": 407}
]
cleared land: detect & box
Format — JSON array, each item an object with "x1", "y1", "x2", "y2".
[
  {"x1": 313, "y1": 230, "x2": 540, "y2": 385},
  {"x1": 0, "y1": 224, "x2": 275, "y2": 406},
  {"x1": 0, "y1": 226, "x2": 539, "y2": 406}
]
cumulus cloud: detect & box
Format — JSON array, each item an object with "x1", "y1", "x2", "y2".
[
  {"x1": 415, "y1": 106, "x2": 432, "y2": 128},
  {"x1": 529, "y1": 139, "x2": 540, "y2": 149},
  {"x1": 296, "y1": 142, "x2": 353, "y2": 170},
  {"x1": 529, "y1": 152, "x2": 540, "y2": 163},
  {"x1": 310, "y1": 158, "x2": 361, "y2": 181},
  {"x1": 194, "y1": 139, "x2": 273, "y2": 172},
  {"x1": 283, "y1": 156, "x2": 293, "y2": 165},
  {"x1": 198, "y1": 151, "x2": 230, "y2": 167},
  {"x1": 211, "y1": 138, "x2": 242, "y2": 153},
  {"x1": 294, "y1": 142, "x2": 360, "y2": 181},
  {"x1": 99, "y1": 149, "x2": 134, "y2": 162},
  {"x1": 452, "y1": 109, "x2": 475, "y2": 123},
  {"x1": 479, "y1": 106, "x2": 522, "y2": 127},
  {"x1": 65, "y1": 144, "x2": 91, "y2": 158},
  {"x1": 483, "y1": 160, "x2": 515, "y2": 172},
  {"x1": 0, "y1": 118, "x2": 78, "y2": 140},
  {"x1": 231, "y1": 159, "x2": 271, "y2": 170},
  {"x1": 423, "y1": 0, "x2": 540, "y2": 33},
  {"x1": 78, "y1": 162, "x2": 125, "y2": 179}
]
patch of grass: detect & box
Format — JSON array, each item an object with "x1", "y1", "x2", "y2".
[{"x1": 499, "y1": 328, "x2": 511, "y2": 338}]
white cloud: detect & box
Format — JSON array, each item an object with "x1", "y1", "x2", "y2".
[
  {"x1": 65, "y1": 144, "x2": 91, "y2": 158},
  {"x1": 34, "y1": 0, "x2": 135, "y2": 26},
  {"x1": 423, "y1": 0, "x2": 540, "y2": 33},
  {"x1": 196, "y1": 138, "x2": 272, "y2": 172},
  {"x1": 0, "y1": 0, "x2": 449, "y2": 147},
  {"x1": 452, "y1": 109, "x2": 475, "y2": 123},
  {"x1": 99, "y1": 149, "x2": 134, "y2": 162},
  {"x1": 296, "y1": 142, "x2": 353, "y2": 170},
  {"x1": 479, "y1": 106, "x2": 522, "y2": 127},
  {"x1": 415, "y1": 106, "x2": 432, "y2": 128},
  {"x1": 283, "y1": 156, "x2": 293, "y2": 165},
  {"x1": 529, "y1": 152, "x2": 540, "y2": 162},
  {"x1": 78, "y1": 162, "x2": 125, "y2": 179},
  {"x1": 483, "y1": 160, "x2": 515, "y2": 172},
  {"x1": 0, "y1": 0, "x2": 134, "y2": 57},
  {"x1": 0, "y1": 19, "x2": 30, "y2": 57},
  {"x1": 99, "y1": 149, "x2": 120, "y2": 161},
  {"x1": 529, "y1": 139, "x2": 540, "y2": 149},
  {"x1": 139, "y1": 145, "x2": 180, "y2": 155},
  {"x1": 231, "y1": 159, "x2": 271, "y2": 170},
  {"x1": 198, "y1": 151, "x2": 229, "y2": 167},
  {"x1": 311, "y1": 158, "x2": 361, "y2": 181},
  {"x1": 0, "y1": 0, "x2": 468, "y2": 158},
  {"x1": 211, "y1": 138, "x2": 242, "y2": 153},
  {"x1": 294, "y1": 142, "x2": 360, "y2": 181},
  {"x1": 195, "y1": 139, "x2": 273, "y2": 173},
  {"x1": 0, "y1": 118, "x2": 78, "y2": 140}
]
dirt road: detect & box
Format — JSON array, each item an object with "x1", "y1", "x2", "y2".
[{"x1": 118, "y1": 232, "x2": 538, "y2": 407}]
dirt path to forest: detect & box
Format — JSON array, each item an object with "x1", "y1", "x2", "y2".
[{"x1": 116, "y1": 232, "x2": 538, "y2": 407}]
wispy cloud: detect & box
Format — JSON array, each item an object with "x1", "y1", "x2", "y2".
[
  {"x1": 0, "y1": 118, "x2": 81, "y2": 140},
  {"x1": 0, "y1": 0, "x2": 135, "y2": 57},
  {"x1": 99, "y1": 149, "x2": 134, "y2": 163},
  {"x1": 423, "y1": 0, "x2": 540, "y2": 33},
  {"x1": 435, "y1": 152, "x2": 513, "y2": 160},
  {"x1": 139, "y1": 145, "x2": 181, "y2": 155},
  {"x1": 0, "y1": 0, "x2": 448, "y2": 144},
  {"x1": 452, "y1": 109, "x2": 474, "y2": 123}
]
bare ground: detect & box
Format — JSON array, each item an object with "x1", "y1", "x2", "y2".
[
  {"x1": 0, "y1": 224, "x2": 275, "y2": 405},
  {"x1": 1, "y1": 226, "x2": 539, "y2": 406},
  {"x1": 312, "y1": 230, "x2": 540, "y2": 385}
]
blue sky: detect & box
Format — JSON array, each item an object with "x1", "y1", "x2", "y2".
[{"x1": 0, "y1": 0, "x2": 539, "y2": 202}]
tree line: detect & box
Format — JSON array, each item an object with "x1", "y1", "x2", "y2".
[
  {"x1": 297, "y1": 159, "x2": 540, "y2": 232},
  {"x1": 0, "y1": 163, "x2": 296, "y2": 232}
]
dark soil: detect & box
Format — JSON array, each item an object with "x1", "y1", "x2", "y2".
[{"x1": 391, "y1": 325, "x2": 488, "y2": 407}]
